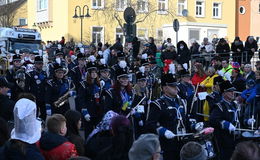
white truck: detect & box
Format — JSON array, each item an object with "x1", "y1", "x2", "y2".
[{"x1": 0, "y1": 27, "x2": 41, "y2": 55}]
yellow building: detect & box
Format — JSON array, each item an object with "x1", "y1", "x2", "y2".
[
  {"x1": 27, "y1": 0, "x2": 236, "y2": 45},
  {"x1": 0, "y1": 0, "x2": 28, "y2": 27}
]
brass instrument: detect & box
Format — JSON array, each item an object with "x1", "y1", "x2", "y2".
[
  {"x1": 0, "y1": 57, "x2": 8, "y2": 75},
  {"x1": 54, "y1": 84, "x2": 75, "y2": 108}
]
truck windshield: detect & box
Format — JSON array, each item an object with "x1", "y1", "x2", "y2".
[{"x1": 9, "y1": 41, "x2": 40, "y2": 53}]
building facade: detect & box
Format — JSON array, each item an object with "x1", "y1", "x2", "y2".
[
  {"x1": 27, "y1": 0, "x2": 236, "y2": 45},
  {"x1": 0, "y1": 0, "x2": 27, "y2": 27}
]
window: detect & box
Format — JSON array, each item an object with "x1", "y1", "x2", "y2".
[
  {"x1": 178, "y1": 0, "x2": 187, "y2": 16},
  {"x1": 37, "y1": 0, "x2": 47, "y2": 11},
  {"x1": 157, "y1": 29, "x2": 163, "y2": 42},
  {"x1": 258, "y1": 3, "x2": 260, "y2": 13},
  {"x1": 116, "y1": 27, "x2": 125, "y2": 44},
  {"x1": 189, "y1": 29, "x2": 200, "y2": 42},
  {"x1": 158, "y1": 0, "x2": 168, "y2": 14},
  {"x1": 116, "y1": 0, "x2": 128, "y2": 11},
  {"x1": 19, "y1": 18, "x2": 27, "y2": 26},
  {"x1": 213, "y1": 2, "x2": 221, "y2": 18},
  {"x1": 92, "y1": 27, "x2": 104, "y2": 45},
  {"x1": 239, "y1": 6, "x2": 246, "y2": 14},
  {"x1": 196, "y1": 1, "x2": 205, "y2": 17},
  {"x1": 92, "y1": 0, "x2": 104, "y2": 9},
  {"x1": 137, "y1": 28, "x2": 148, "y2": 40},
  {"x1": 137, "y1": 0, "x2": 148, "y2": 12}
]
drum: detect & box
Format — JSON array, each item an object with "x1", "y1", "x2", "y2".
[{"x1": 183, "y1": 133, "x2": 217, "y2": 159}]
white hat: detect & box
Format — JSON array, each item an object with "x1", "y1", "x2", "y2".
[{"x1": 11, "y1": 98, "x2": 41, "y2": 144}]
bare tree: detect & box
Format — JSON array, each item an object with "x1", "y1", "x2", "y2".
[{"x1": 0, "y1": 0, "x2": 26, "y2": 27}]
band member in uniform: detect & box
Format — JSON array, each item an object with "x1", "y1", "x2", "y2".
[
  {"x1": 206, "y1": 76, "x2": 224, "y2": 112},
  {"x1": 146, "y1": 73, "x2": 199, "y2": 160},
  {"x1": 102, "y1": 60, "x2": 134, "y2": 115},
  {"x1": 177, "y1": 69, "x2": 195, "y2": 113},
  {"x1": 132, "y1": 70, "x2": 150, "y2": 137},
  {"x1": 99, "y1": 58, "x2": 113, "y2": 91},
  {"x1": 45, "y1": 63, "x2": 74, "y2": 116},
  {"x1": 6, "y1": 54, "x2": 26, "y2": 101},
  {"x1": 110, "y1": 51, "x2": 128, "y2": 81},
  {"x1": 77, "y1": 58, "x2": 102, "y2": 137},
  {"x1": 69, "y1": 53, "x2": 87, "y2": 89},
  {"x1": 210, "y1": 80, "x2": 239, "y2": 160},
  {"x1": 25, "y1": 56, "x2": 47, "y2": 120},
  {"x1": 47, "y1": 51, "x2": 66, "y2": 78}
]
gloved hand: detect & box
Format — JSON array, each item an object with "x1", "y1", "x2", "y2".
[
  {"x1": 46, "y1": 104, "x2": 52, "y2": 116},
  {"x1": 221, "y1": 120, "x2": 236, "y2": 132},
  {"x1": 228, "y1": 123, "x2": 236, "y2": 132},
  {"x1": 69, "y1": 90, "x2": 76, "y2": 97},
  {"x1": 247, "y1": 118, "x2": 256, "y2": 126},
  {"x1": 195, "y1": 122, "x2": 204, "y2": 132},
  {"x1": 138, "y1": 120, "x2": 144, "y2": 126},
  {"x1": 82, "y1": 108, "x2": 91, "y2": 122},
  {"x1": 157, "y1": 127, "x2": 175, "y2": 139}
]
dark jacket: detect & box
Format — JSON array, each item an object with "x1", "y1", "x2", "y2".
[
  {"x1": 38, "y1": 132, "x2": 78, "y2": 160},
  {"x1": 149, "y1": 42, "x2": 157, "y2": 57},
  {"x1": 111, "y1": 42, "x2": 123, "y2": 52},
  {"x1": 161, "y1": 50, "x2": 178, "y2": 62},
  {"x1": 231, "y1": 75, "x2": 246, "y2": 92},
  {"x1": 177, "y1": 41, "x2": 191, "y2": 65},
  {"x1": 0, "y1": 94, "x2": 15, "y2": 121},
  {"x1": 216, "y1": 43, "x2": 231, "y2": 58},
  {"x1": 0, "y1": 140, "x2": 44, "y2": 160}
]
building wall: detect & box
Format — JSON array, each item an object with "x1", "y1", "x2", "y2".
[
  {"x1": 27, "y1": 0, "x2": 69, "y2": 42},
  {"x1": 250, "y1": 0, "x2": 260, "y2": 39},
  {"x1": 28, "y1": 0, "x2": 236, "y2": 45},
  {"x1": 13, "y1": 1, "x2": 27, "y2": 27},
  {"x1": 237, "y1": 0, "x2": 251, "y2": 41}
]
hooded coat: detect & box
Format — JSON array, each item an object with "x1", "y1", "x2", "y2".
[
  {"x1": 37, "y1": 132, "x2": 78, "y2": 160},
  {"x1": 177, "y1": 41, "x2": 191, "y2": 65}
]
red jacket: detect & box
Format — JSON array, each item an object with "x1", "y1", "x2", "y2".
[
  {"x1": 37, "y1": 132, "x2": 78, "y2": 160},
  {"x1": 191, "y1": 73, "x2": 207, "y2": 92}
]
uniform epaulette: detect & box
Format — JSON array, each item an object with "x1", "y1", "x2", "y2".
[
  {"x1": 26, "y1": 72, "x2": 32, "y2": 77},
  {"x1": 151, "y1": 100, "x2": 162, "y2": 110},
  {"x1": 71, "y1": 66, "x2": 77, "y2": 73},
  {"x1": 106, "y1": 89, "x2": 113, "y2": 98},
  {"x1": 216, "y1": 103, "x2": 223, "y2": 112},
  {"x1": 47, "y1": 79, "x2": 53, "y2": 86},
  {"x1": 207, "y1": 93, "x2": 215, "y2": 99},
  {"x1": 80, "y1": 81, "x2": 86, "y2": 89}
]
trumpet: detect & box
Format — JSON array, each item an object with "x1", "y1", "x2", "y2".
[{"x1": 54, "y1": 85, "x2": 75, "y2": 108}]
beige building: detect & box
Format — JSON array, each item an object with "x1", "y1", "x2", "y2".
[{"x1": 250, "y1": 0, "x2": 260, "y2": 40}]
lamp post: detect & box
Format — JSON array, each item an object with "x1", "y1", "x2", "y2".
[{"x1": 73, "y1": 5, "x2": 91, "y2": 43}]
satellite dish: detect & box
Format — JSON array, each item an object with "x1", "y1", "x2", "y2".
[
  {"x1": 124, "y1": 7, "x2": 136, "y2": 23},
  {"x1": 182, "y1": 9, "x2": 188, "y2": 17}
]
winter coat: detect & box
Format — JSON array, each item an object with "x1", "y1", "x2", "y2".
[
  {"x1": 37, "y1": 132, "x2": 78, "y2": 160},
  {"x1": 0, "y1": 140, "x2": 44, "y2": 160},
  {"x1": 216, "y1": 43, "x2": 231, "y2": 58},
  {"x1": 160, "y1": 50, "x2": 178, "y2": 62},
  {"x1": 200, "y1": 74, "x2": 219, "y2": 93},
  {"x1": 231, "y1": 76, "x2": 246, "y2": 92},
  {"x1": 0, "y1": 94, "x2": 15, "y2": 121}
]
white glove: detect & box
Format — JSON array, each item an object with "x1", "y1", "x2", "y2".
[
  {"x1": 164, "y1": 130, "x2": 176, "y2": 139},
  {"x1": 46, "y1": 109, "x2": 52, "y2": 116},
  {"x1": 84, "y1": 114, "x2": 91, "y2": 122},
  {"x1": 195, "y1": 122, "x2": 204, "y2": 132},
  {"x1": 138, "y1": 120, "x2": 144, "y2": 126},
  {"x1": 247, "y1": 118, "x2": 256, "y2": 126},
  {"x1": 228, "y1": 123, "x2": 236, "y2": 132}
]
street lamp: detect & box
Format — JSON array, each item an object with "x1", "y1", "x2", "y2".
[{"x1": 73, "y1": 5, "x2": 91, "y2": 43}]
